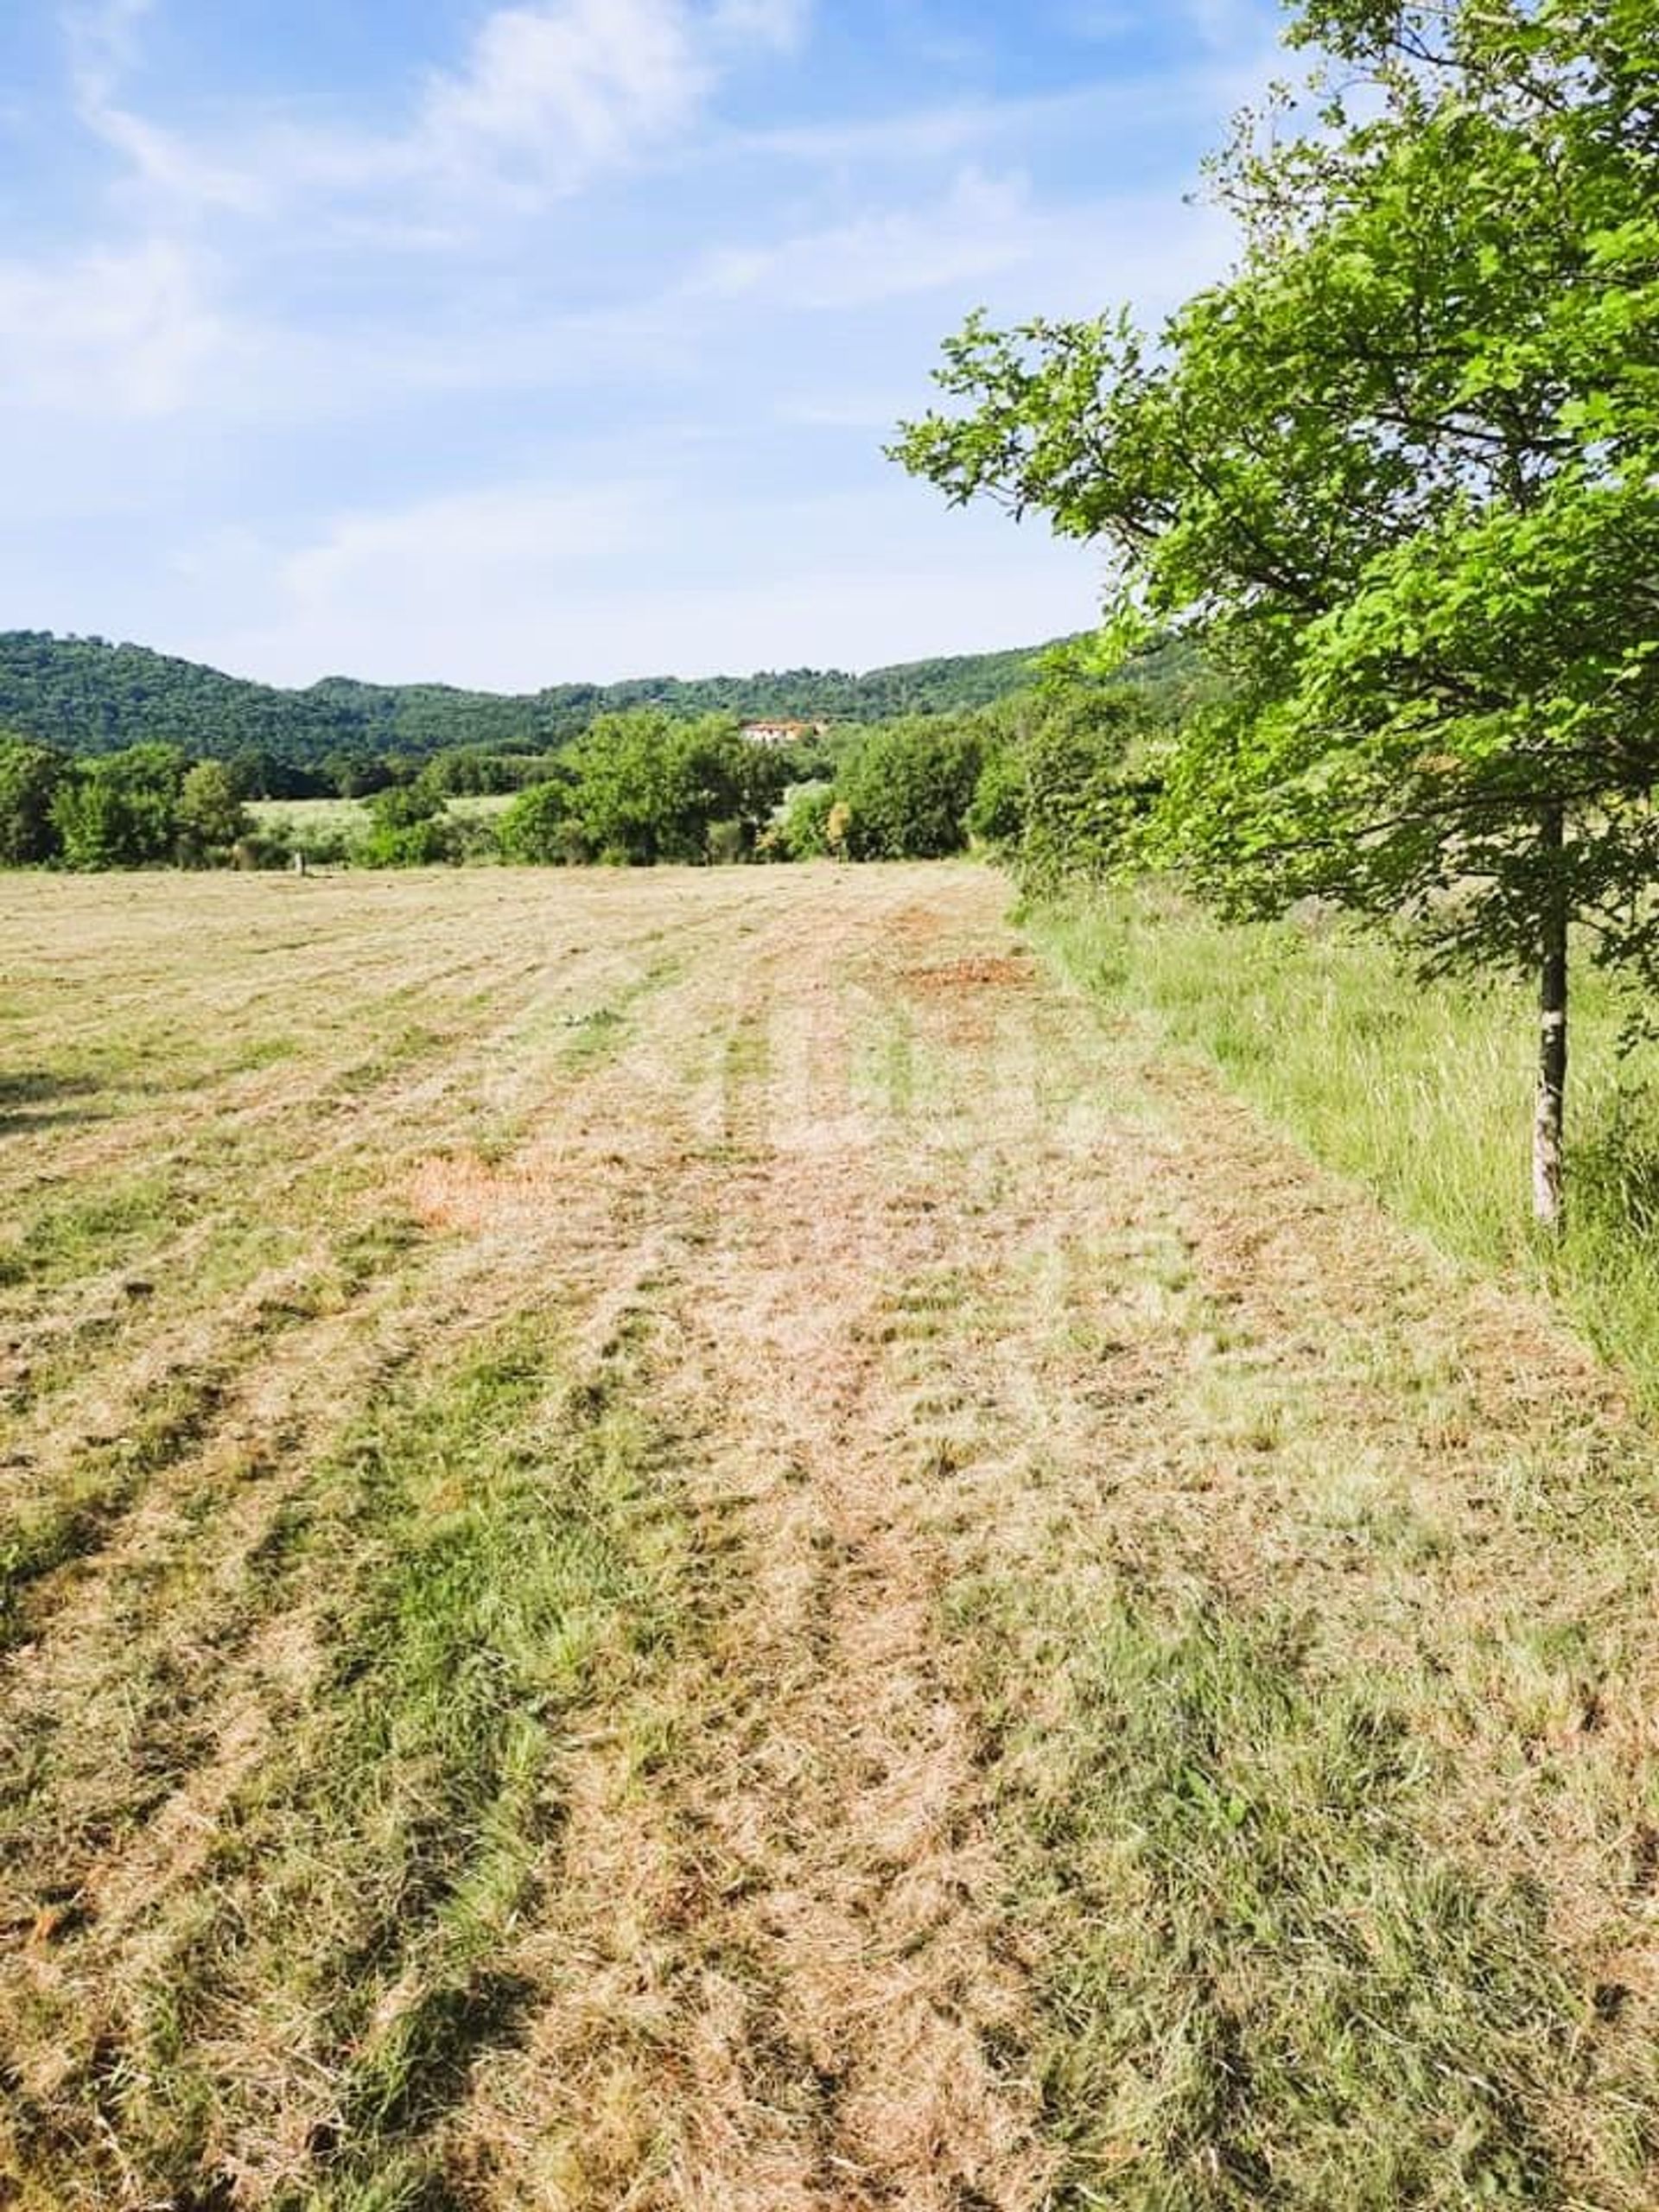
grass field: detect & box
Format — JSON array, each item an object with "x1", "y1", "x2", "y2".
[
  {"x1": 4, "y1": 863, "x2": 1659, "y2": 2209},
  {"x1": 249, "y1": 794, "x2": 512, "y2": 855}
]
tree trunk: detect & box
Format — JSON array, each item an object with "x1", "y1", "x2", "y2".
[{"x1": 1533, "y1": 804, "x2": 1567, "y2": 1233}]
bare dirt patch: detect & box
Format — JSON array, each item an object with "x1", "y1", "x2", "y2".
[{"x1": 900, "y1": 954, "x2": 1038, "y2": 995}]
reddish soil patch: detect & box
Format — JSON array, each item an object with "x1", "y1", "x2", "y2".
[{"x1": 901, "y1": 956, "x2": 1037, "y2": 995}]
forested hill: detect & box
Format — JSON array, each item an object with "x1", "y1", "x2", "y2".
[{"x1": 0, "y1": 630, "x2": 1070, "y2": 771}]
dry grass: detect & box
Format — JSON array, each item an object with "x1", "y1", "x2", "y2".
[{"x1": 3, "y1": 863, "x2": 1659, "y2": 2207}]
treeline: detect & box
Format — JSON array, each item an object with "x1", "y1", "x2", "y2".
[
  {"x1": 0, "y1": 654, "x2": 1179, "y2": 875},
  {"x1": 352, "y1": 652, "x2": 1185, "y2": 874},
  {"x1": 0, "y1": 741, "x2": 252, "y2": 869},
  {"x1": 0, "y1": 630, "x2": 1072, "y2": 785},
  {"x1": 763, "y1": 676, "x2": 1171, "y2": 874}
]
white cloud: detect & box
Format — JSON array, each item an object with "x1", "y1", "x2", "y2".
[
  {"x1": 690, "y1": 166, "x2": 1236, "y2": 320},
  {"x1": 416, "y1": 0, "x2": 709, "y2": 194},
  {"x1": 287, "y1": 480, "x2": 657, "y2": 601},
  {"x1": 691, "y1": 169, "x2": 1045, "y2": 308},
  {"x1": 64, "y1": 0, "x2": 154, "y2": 89},
  {"x1": 10, "y1": 0, "x2": 1286, "y2": 683},
  {"x1": 181, "y1": 474, "x2": 1102, "y2": 690},
  {"x1": 6, "y1": 0, "x2": 819, "y2": 423},
  {"x1": 0, "y1": 237, "x2": 226, "y2": 413},
  {"x1": 740, "y1": 57, "x2": 1274, "y2": 173},
  {"x1": 67, "y1": 0, "x2": 814, "y2": 228},
  {"x1": 65, "y1": 0, "x2": 268, "y2": 212},
  {"x1": 193, "y1": 480, "x2": 662, "y2": 684}
]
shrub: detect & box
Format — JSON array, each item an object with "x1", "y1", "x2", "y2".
[
  {"x1": 175, "y1": 760, "x2": 252, "y2": 865},
  {"x1": 355, "y1": 781, "x2": 460, "y2": 867},
  {"x1": 966, "y1": 744, "x2": 1027, "y2": 849},
  {"x1": 0, "y1": 736, "x2": 67, "y2": 865},
  {"x1": 836, "y1": 717, "x2": 982, "y2": 860},
  {"x1": 775, "y1": 783, "x2": 836, "y2": 860},
  {"x1": 52, "y1": 743, "x2": 189, "y2": 869},
  {"x1": 359, "y1": 815, "x2": 459, "y2": 868},
  {"x1": 1014, "y1": 693, "x2": 1155, "y2": 893},
  {"x1": 705, "y1": 817, "x2": 748, "y2": 866},
  {"x1": 230, "y1": 832, "x2": 293, "y2": 871},
  {"x1": 498, "y1": 779, "x2": 584, "y2": 865}
]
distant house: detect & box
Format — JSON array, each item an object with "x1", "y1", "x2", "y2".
[{"x1": 741, "y1": 718, "x2": 827, "y2": 747}]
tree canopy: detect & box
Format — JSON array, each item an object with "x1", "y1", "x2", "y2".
[
  {"x1": 836, "y1": 718, "x2": 986, "y2": 861},
  {"x1": 497, "y1": 713, "x2": 791, "y2": 867},
  {"x1": 894, "y1": 0, "x2": 1659, "y2": 1225}
]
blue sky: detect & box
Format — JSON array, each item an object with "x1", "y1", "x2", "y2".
[{"x1": 0, "y1": 0, "x2": 1282, "y2": 689}]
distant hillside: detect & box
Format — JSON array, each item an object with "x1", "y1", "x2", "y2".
[{"x1": 0, "y1": 631, "x2": 1074, "y2": 772}]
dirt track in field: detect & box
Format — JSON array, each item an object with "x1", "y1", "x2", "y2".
[{"x1": 3, "y1": 863, "x2": 1658, "y2": 2209}]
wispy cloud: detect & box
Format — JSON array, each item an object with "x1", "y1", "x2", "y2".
[
  {"x1": 63, "y1": 0, "x2": 153, "y2": 92},
  {"x1": 415, "y1": 0, "x2": 710, "y2": 200},
  {"x1": 184, "y1": 473, "x2": 1103, "y2": 689},
  {"x1": 6, "y1": 0, "x2": 822, "y2": 420},
  {"x1": 690, "y1": 166, "x2": 1236, "y2": 320},
  {"x1": 65, "y1": 0, "x2": 265, "y2": 211},
  {"x1": 690, "y1": 168, "x2": 1040, "y2": 308},
  {"x1": 0, "y1": 236, "x2": 226, "y2": 413},
  {"x1": 65, "y1": 0, "x2": 812, "y2": 228}
]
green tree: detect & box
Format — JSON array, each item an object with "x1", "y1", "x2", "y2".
[
  {"x1": 774, "y1": 782, "x2": 837, "y2": 860},
  {"x1": 563, "y1": 712, "x2": 696, "y2": 864},
  {"x1": 969, "y1": 692, "x2": 1154, "y2": 890},
  {"x1": 558, "y1": 712, "x2": 787, "y2": 865},
  {"x1": 360, "y1": 779, "x2": 457, "y2": 868},
  {"x1": 894, "y1": 0, "x2": 1659, "y2": 1228},
  {"x1": 51, "y1": 743, "x2": 190, "y2": 870},
  {"x1": 0, "y1": 736, "x2": 67, "y2": 864},
  {"x1": 965, "y1": 744, "x2": 1026, "y2": 851},
  {"x1": 836, "y1": 717, "x2": 983, "y2": 860},
  {"x1": 497, "y1": 775, "x2": 584, "y2": 864},
  {"x1": 175, "y1": 760, "x2": 251, "y2": 864},
  {"x1": 323, "y1": 747, "x2": 394, "y2": 799}
]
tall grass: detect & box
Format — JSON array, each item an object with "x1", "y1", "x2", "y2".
[
  {"x1": 1035, "y1": 882, "x2": 1659, "y2": 1396},
  {"x1": 950, "y1": 1572, "x2": 1610, "y2": 2208}
]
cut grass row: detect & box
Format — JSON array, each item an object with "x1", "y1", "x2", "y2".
[
  {"x1": 1033, "y1": 880, "x2": 1659, "y2": 1402},
  {"x1": 4, "y1": 1302, "x2": 696, "y2": 2211},
  {"x1": 0, "y1": 887, "x2": 702, "y2": 1651},
  {"x1": 0, "y1": 868, "x2": 814, "y2": 2209},
  {"x1": 919, "y1": 1028, "x2": 1659, "y2": 2206}
]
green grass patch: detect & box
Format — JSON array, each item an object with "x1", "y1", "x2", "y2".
[
  {"x1": 251, "y1": 796, "x2": 369, "y2": 842},
  {"x1": 0, "y1": 1364, "x2": 229, "y2": 1646},
  {"x1": 554, "y1": 950, "x2": 685, "y2": 1074},
  {"x1": 1035, "y1": 883, "x2": 1659, "y2": 1398},
  {"x1": 0, "y1": 1173, "x2": 181, "y2": 1293},
  {"x1": 952, "y1": 1571, "x2": 1640, "y2": 2208},
  {"x1": 852, "y1": 1001, "x2": 918, "y2": 1121},
  {"x1": 5, "y1": 1301, "x2": 692, "y2": 2209}
]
